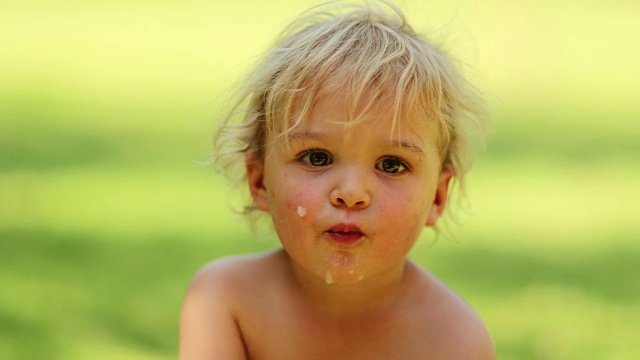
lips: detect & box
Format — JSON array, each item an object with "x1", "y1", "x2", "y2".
[{"x1": 326, "y1": 223, "x2": 364, "y2": 244}]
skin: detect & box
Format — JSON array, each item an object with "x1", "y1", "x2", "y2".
[{"x1": 179, "y1": 87, "x2": 495, "y2": 359}]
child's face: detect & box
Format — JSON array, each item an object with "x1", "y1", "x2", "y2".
[{"x1": 247, "y1": 87, "x2": 452, "y2": 285}]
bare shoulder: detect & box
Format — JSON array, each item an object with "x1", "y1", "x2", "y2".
[
  {"x1": 178, "y1": 250, "x2": 284, "y2": 360},
  {"x1": 186, "y1": 250, "x2": 281, "y2": 294},
  {"x1": 407, "y1": 262, "x2": 496, "y2": 360}
]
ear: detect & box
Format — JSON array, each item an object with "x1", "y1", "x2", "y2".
[
  {"x1": 426, "y1": 167, "x2": 454, "y2": 226},
  {"x1": 245, "y1": 152, "x2": 270, "y2": 212}
]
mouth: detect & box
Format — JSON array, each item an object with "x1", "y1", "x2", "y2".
[{"x1": 326, "y1": 223, "x2": 364, "y2": 244}]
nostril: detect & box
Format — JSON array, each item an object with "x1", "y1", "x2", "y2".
[
  {"x1": 336, "y1": 197, "x2": 366, "y2": 208},
  {"x1": 331, "y1": 187, "x2": 370, "y2": 209}
]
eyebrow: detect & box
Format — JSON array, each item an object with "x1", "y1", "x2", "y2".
[
  {"x1": 288, "y1": 131, "x2": 327, "y2": 142},
  {"x1": 288, "y1": 131, "x2": 426, "y2": 156},
  {"x1": 388, "y1": 140, "x2": 426, "y2": 156}
]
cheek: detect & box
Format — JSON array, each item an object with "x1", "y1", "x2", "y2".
[
  {"x1": 271, "y1": 175, "x2": 323, "y2": 221},
  {"x1": 375, "y1": 187, "x2": 432, "y2": 244},
  {"x1": 380, "y1": 186, "x2": 430, "y2": 221},
  {"x1": 269, "y1": 177, "x2": 325, "y2": 255}
]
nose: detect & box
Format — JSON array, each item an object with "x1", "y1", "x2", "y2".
[{"x1": 330, "y1": 168, "x2": 371, "y2": 209}]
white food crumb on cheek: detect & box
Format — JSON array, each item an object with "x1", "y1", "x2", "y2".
[
  {"x1": 297, "y1": 205, "x2": 306, "y2": 218},
  {"x1": 325, "y1": 271, "x2": 333, "y2": 285}
]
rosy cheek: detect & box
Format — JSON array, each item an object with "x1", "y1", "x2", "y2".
[
  {"x1": 282, "y1": 191, "x2": 310, "y2": 218},
  {"x1": 378, "y1": 195, "x2": 405, "y2": 218},
  {"x1": 282, "y1": 177, "x2": 322, "y2": 216},
  {"x1": 376, "y1": 194, "x2": 424, "y2": 245},
  {"x1": 287, "y1": 193, "x2": 318, "y2": 214},
  {"x1": 284, "y1": 190, "x2": 306, "y2": 209}
]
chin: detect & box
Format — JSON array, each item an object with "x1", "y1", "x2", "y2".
[{"x1": 321, "y1": 269, "x2": 366, "y2": 286}]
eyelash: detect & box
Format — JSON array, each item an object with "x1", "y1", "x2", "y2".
[
  {"x1": 296, "y1": 149, "x2": 333, "y2": 167},
  {"x1": 295, "y1": 149, "x2": 333, "y2": 168},
  {"x1": 376, "y1": 156, "x2": 411, "y2": 174},
  {"x1": 295, "y1": 149, "x2": 411, "y2": 175}
]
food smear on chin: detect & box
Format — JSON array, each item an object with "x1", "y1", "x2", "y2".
[
  {"x1": 297, "y1": 205, "x2": 306, "y2": 218},
  {"x1": 325, "y1": 271, "x2": 334, "y2": 285},
  {"x1": 322, "y1": 251, "x2": 364, "y2": 284}
]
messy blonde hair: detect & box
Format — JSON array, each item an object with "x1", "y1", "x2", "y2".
[{"x1": 213, "y1": 0, "x2": 489, "y2": 216}]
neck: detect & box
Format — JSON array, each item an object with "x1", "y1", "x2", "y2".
[{"x1": 283, "y1": 250, "x2": 412, "y2": 317}]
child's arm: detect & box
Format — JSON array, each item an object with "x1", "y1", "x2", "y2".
[{"x1": 178, "y1": 264, "x2": 247, "y2": 360}]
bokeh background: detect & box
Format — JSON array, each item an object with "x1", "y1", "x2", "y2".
[{"x1": 1, "y1": 0, "x2": 638, "y2": 359}]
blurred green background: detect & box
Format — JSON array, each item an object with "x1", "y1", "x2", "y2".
[{"x1": 1, "y1": 0, "x2": 638, "y2": 359}]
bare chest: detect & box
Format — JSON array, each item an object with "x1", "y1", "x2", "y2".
[{"x1": 237, "y1": 302, "x2": 435, "y2": 360}]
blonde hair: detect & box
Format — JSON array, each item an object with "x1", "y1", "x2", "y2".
[{"x1": 213, "y1": 0, "x2": 489, "y2": 216}]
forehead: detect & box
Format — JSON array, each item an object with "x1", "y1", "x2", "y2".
[{"x1": 296, "y1": 83, "x2": 439, "y2": 145}]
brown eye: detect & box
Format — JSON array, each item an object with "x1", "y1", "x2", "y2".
[
  {"x1": 376, "y1": 157, "x2": 406, "y2": 174},
  {"x1": 302, "y1": 151, "x2": 332, "y2": 166}
]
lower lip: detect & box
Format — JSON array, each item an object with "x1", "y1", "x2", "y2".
[{"x1": 326, "y1": 231, "x2": 364, "y2": 244}]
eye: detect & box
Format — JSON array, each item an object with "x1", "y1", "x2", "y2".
[
  {"x1": 300, "y1": 150, "x2": 332, "y2": 167},
  {"x1": 376, "y1": 157, "x2": 408, "y2": 174}
]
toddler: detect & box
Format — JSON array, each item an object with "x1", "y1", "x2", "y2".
[{"x1": 180, "y1": 1, "x2": 493, "y2": 359}]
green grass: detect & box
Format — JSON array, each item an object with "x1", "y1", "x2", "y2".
[{"x1": 1, "y1": 1, "x2": 639, "y2": 359}]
